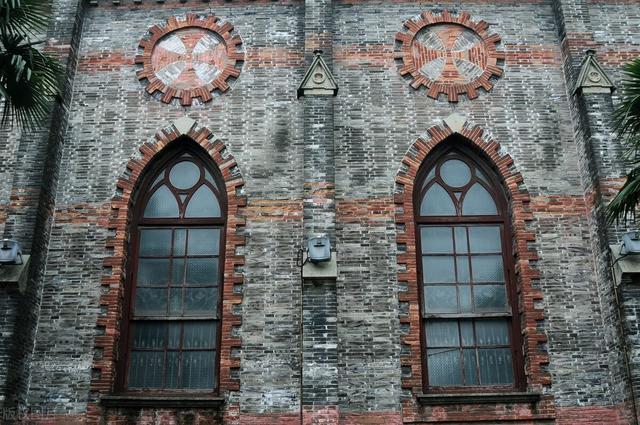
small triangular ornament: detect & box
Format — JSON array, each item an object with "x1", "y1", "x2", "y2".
[
  {"x1": 297, "y1": 50, "x2": 338, "y2": 98},
  {"x1": 574, "y1": 50, "x2": 615, "y2": 95}
]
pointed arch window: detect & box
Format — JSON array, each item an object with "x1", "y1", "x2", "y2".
[
  {"x1": 415, "y1": 145, "x2": 523, "y2": 390},
  {"x1": 121, "y1": 146, "x2": 225, "y2": 392}
]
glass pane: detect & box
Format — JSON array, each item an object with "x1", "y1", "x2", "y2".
[
  {"x1": 421, "y1": 183, "x2": 456, "y2": 216},
  {"x1": 420, "y1": 227, "x2": 453, "y2": 254},
  {"x1": 137, "y1": 259, "x2": 169, "y2": 286},
  {"x1": 440, "y1": 159, "x2": 471, "y2": 188},
  {"x1": 168, "y1": 322, "x2": 181, "y2": 349},
  {"x1": 471, "y1": 255, "x2": 504, "y2": 282},
  {"x1": 424, "y1": 286, "x2": 457, "y2": 313},
  {"x1": 169, "y1": 161, "x2": 201, "y2": 190},
  {"x1": 166, "y1": 352, "x2": 180, "y2": 388},
  {"x1": 182, "y1": 351, "x2": 215, "y2": 389},
  {"x1": 454, "y1": 227, "x2": 468, "y2": 254},
  {"x1": 184, "y1": 287, "x2": 217, "y2": 315},
  {"x1": 425, "y1": 320, "x2": 459, "y2": 347},
  {"x1": 173, "y1": 229, "x2": 187, "y2": 256},
  {"x1": 474, "y1": 285, "x2": 508, "y2": 311},
  {"x1": 459, "y1": 285, "x2": 472, "y2": 312},
  {"x1": 188, "y1": 229, "x2": 221, "y2": 255},
  {"x1": 183, "y1": 322, "x2": 216, "y2": 349},
  {"x1": 479, "y1": 348, "x2": 513, "y2": 385},
  {"x1": 139, "y1": 229, "x2": 171, "y2": 256},
  {"x1": 204, "y1": 169, "x2": 218, "y2": 188},
  {"x1": 172, "y1": 259, "x2": 185, "y2": 285},
  {"x1": 135, "y1": 288, "x2": 167, "y2": 315},
  {"x1": 128, "y1": 351, "x2": 163, "y2": 388},
  {"x1": 132, "y1": 322, "x2": 165, "y2": 349},
  {"x1": 460, "y1": 321, "x2": 474, "y2": 346},
  {"x1": 144, "y1": 185, "x2": 179, "y2": 218},
  {"x1": 169, "y1": 287, "x2": 182, "y2": 315},
  {"x1": 427, "y1": 348, "x2": 462, "y2": 386},
  {"x1": 469, "y1": 226, "x2": 501, "y2": 253},
  {"x1": 422, "y1": 256, "x2": 455, "y2": 283},
  {"x1": 463, "y1": 349, "x2": 479, "y2": 385},
  {"x1": 185, "y1": 185, "x2": 221, "y2": 218},
  {"x1": 186, "y1": 258, "x2": 219, "y2": 285},
  {"x1": 476, "y1": 319, "x2": 510, "y2": 346},
  {"x1": 461, "y1": 183, "x2": 497, "y2": 216},
  {"x1": 456, "y1": 256, "x2": 470, "y2": 283}
]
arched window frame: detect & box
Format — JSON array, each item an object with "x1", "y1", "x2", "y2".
[
  {"x1": 413, "y1": 141, "x2": 525, "y2": 393},
  {"x1": 115, "y1": 140, "x2": 227, "y2": 394}
]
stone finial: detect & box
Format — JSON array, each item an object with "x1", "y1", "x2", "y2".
[
  {"x1": 297, "y1": 51, "x2": 338, "y2": 98},
  {"x1": 574, "y1": 49, "x2": 615, "y2": 95}
]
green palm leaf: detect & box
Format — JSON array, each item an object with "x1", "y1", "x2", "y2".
[
  {"x1": 607, "y1": 58, "x2": 640, "y2": 223},
  {"x1": 0, "y1": 0, "x2": 61, "y2": 130}
]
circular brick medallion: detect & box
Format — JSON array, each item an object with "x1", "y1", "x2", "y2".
[
  {"x1": 136, "y1": 14, "x2": 244, "y2": 106},
  {"x1": 396, "y1": 11, "x2": 504, "y2": 102}
]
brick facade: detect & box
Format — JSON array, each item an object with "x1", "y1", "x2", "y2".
[{"x1": 1, "y1": 0, "x2": 640, "y2": 424}]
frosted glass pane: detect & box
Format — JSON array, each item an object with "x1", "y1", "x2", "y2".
[
  {"x1": 479, "y1": 348, "x2": 513, "y2": 385},
  {"x1": 474, "y1": 285, "x2": 508, "y2": 311},
  {"x1": 128, "y1": 351, "x2": 163, "y2": 388},
  {"x1": 462, "y1": 183, "x2": 497, "y2": 215},
  {"x1": 426, "y1": 320, "x2": 459, "y2": 347},
  {"x1": 139, "y1": 229, "x2": 171, "y2": 256},
  {"x1": 454, "y1": 227, "x2": 468, "y2": 253},
  {"x1": 440, "y1": 159, "x2": 471, "y2": 188},
  {"x1": 186, "y1": 258, "x2": 219, "y2": 285},
  {"x1": 169, "y1": 287, "x2": 182, "y2": 315},
  {"x1": 469, "y1": 226, "x2": 501, "y2": 253},
  {"x1": 424, "y1": 285, "x2": 457, "y2": 313},
  {"x1": 182, "y1": 351, "x2": 215, "y2": 389},
  {"x1": 168, "y1": 323, "x2": 181, "y2": 348},
  {"x1": 460, "y1": 321, "x2": 474, "y2": 346},
  {"x1": 463, "y1": 349, "x2": 479, "y2": 385},
  {"x1": 144, "y1": 185, "x2": 179, "y2": 218},
  {"x1": 471, "y1": 255, "x2": 504, "y2": 282},
  {"x1": 459, "y1": 285, "x2": 472, "y2": 312},
  {"x1": 172, "y1": 259, "x2": 185, "y2": 285},
  {"x1": 184, "y1": 287, "x2": 217, "y2": 315},
  {"x1": 137, "y1": 259, "x2": 169, "y2": 285},
  {"x1": 132, "y1": 322, "x2": 165, "y2": 349},
  {"x1": 169, "y1": 161, "x2": 200, "y2": 190},
  {"x1": 422, "y1": 168, "x2": 436, "y2": 189},
  {"x1": 456, "y1": 256, "x2": 470, "y2": 282},
  {"x1": 476, "y1": 319, "x2": 510, "y2": 346},
  {"x1": 421, "y1": 227, "x2": 453, "y2": 253},
  {"x1": 185, "y1": 185, "x2": 221, "y2": 217},
  {"x1": 135, "y1": 288, "x2": 167, "y2": 315},
  {"x1": 428, "y1": 348, "x2": 462, "y2": 386},
  {"x1": 166, "y1": 352, "x2": 180, "y2": 388},
  {"x1": 204, "y1": 169, "x2": 218, "y2": 188},
  {"x1": 183, "y1": 322, "x2": 216, "y2": 349},
  {"x1": 421, "y1": 183, "x2": 456, "y2": 216},
  {"x1": 188, "y1": 229, "x2": 220, "y2": 255},
  {"x1": 422, "y1": 256, "x2": 455, "y2": 283},
  {"x1": 173, "y1": 229, "x2": 187, "y2": 256}
]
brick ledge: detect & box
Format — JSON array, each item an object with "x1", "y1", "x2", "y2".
[
  {"x1": 100, "y1": 394, "x2": 225, "y2": 408},
  {"x1": 416, "y1": 392, "x2": 541, "y2": 405}
]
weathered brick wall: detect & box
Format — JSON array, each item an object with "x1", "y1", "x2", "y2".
[{"x1": 2, "y1": 0, "x2": 640, "y2": 424}]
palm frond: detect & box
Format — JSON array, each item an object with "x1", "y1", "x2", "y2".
[
  {"x1": 0, "y1": 0, "x2": 52, "y2": 37},
  {"x1": 607, "y1": 58, "x2": 640, "y2": 223},
  {"x1": 0, "y1": 32, "x2": 61, "y2": 130}
]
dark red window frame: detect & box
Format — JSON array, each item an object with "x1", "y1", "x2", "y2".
[
  {"x1": 116, "y1": 140, "x2": 227, "y2": 394},
  {"x1": 414, "y1": 142, "x2": 525, "y2": 393}
]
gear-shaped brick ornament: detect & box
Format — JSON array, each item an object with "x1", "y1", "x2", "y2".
[
  {"x1": 136, "y1": 13, "x2": 244, "y2": 106},
  {"x1": 395, "y1": 10, "x2": 504, "y2": 102}
]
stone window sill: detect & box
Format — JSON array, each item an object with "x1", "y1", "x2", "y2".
[
  {"x1": 100, "y1": 394, "x2": 225, "y2": 408},
  {"x1": 417, "y1": 392, "x2": 541, "y2": 405}
]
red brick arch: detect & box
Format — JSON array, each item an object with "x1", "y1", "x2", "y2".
[
  {"x1": 87, "y1": 121, "x2": 246, "y2": 423},
  {"x1": 394, "y1": 121, "x2": 554, "y2": 422}
]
